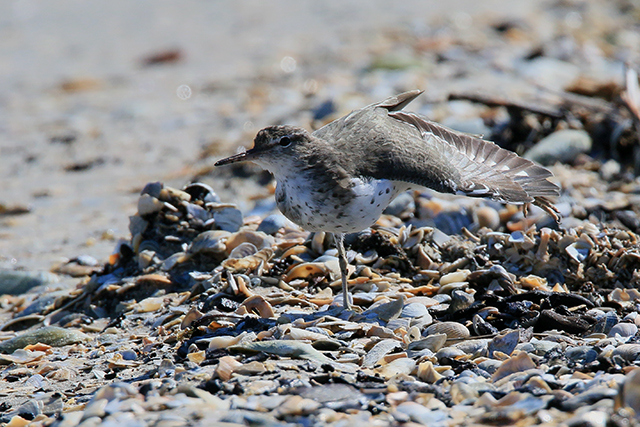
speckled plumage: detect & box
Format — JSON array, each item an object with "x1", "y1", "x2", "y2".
[{"x1": 215, "y1": 90, "x2": 561, "y2": 309}]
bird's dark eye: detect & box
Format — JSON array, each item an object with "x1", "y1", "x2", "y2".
[{"x1": 279, "y1": 136, "x2": 291, "y2": 147}]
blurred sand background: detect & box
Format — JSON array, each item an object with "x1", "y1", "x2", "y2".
[{"x1": 0, "y1": 1, "x2": 635, "y2": 272}]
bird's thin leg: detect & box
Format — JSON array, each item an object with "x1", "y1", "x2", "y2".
[{"x1": 334, "y1": 232, "x2": 351, "y2": 310}]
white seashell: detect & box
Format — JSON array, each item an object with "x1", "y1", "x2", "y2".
[
  {"x1": 222, "y1": 248, "x2": 274, "y2": 273},
  {"x1": 439, "y1": 270, "x2": 470, "y2": 285},
  {"x1": 408, "y1": 333, "x2": 447, "y2": 353},
  {"x1": 311, "y1": 231, "x2": 327, "y2": 254},
  {"x1": 137, "y1": 249, "x2": 156, "y2": 270},
  {"x1": 280, "y1": 326, "x2": 328, "y2": 341},
  {"x1": 565, "y1": 240, "x2": 592, "y2": 263},
  {"x1": 216, "y1": 356, "x2": 242, "y2": 381},
  {"x1": 233, "y1": 361, "x2": 267, "y2": 376},
  {"x1": 406, "y1": 296, "x2": 439, "y2": 308},
  {"x1": 363, "y1": 339, "x2": 403, "y2": 368},
  {"x1": 205, "y1": 332, "x2": 255, "y2": 350},
  {"x1": 181, "y1": 307, "x2": 204, "y2": 329},
  {"x1": 488, "y1": 330, "x2": 520, "y2": 358},
  {"x1": 159, "y1": 187, "x2": 191, "y2": 203},
  {"x1": 519, "y1": 275, "x2": 550, "y2": 291},
  {"x1": 453, "y1": 339, "x2": 489, "y2": 355},
  {"x1": 417, "y1": 361, "x2": 443, "y2": 383},
  {"x1": 228, "y1": 242, "x2": 258, "y2": 259},
  {"x1": 450, "y1": 382, "x2": 478, "y2": 405},
  {"x1": 613, "y1": 344, "x2": 640, "y2": 362},
  {"x1": 401, "y1": 227, "x2": 426, "y2": 249},
  {"x1": 406, "y1": 326, "x2": 422, "y2": 343},
  {"x1": 491, "y1": 351, "x2": 536, "y2": 383},
  {"x1": 235, "y1": 295, "x2": 274, "y2": 318},
  {"x1": 437, "y1": 282, "x2": 469, "y2": 295},
  {"x1": 416, "y1": 245, "x2": 436, "y2": 270},
  {"x1": 611, "y1": 288, "x2": 640, "y2": 303},
  {"x1": 187, "y1": 350, "x2": 206, "y2": 365},
  {"x1": 225, "y1": 230, "x2": 275, "y2": 253},
  {"x1": 375, "y1": 357, "x2": 416, "y2": 380},
  {"x1": 435, "y1": 347, "x2": 466, "y2": 362},
  {"x1": 137, "y1": 194, "x2": 164, "y2": 216},
  {"x1": 285, "y1": 262, "x2": 330, "y2": 281},
  {"x1": 355, "y1": 250, "x2": 379, "y2": 264},
  {"x1": 551, "y1": 283, "x2": 568, "y2": 293},
  {"x1": 135, "y1": 297, "x2": 163, "y2": 313}
]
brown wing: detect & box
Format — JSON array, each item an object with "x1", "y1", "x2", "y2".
[{"x1": 388, "y1": 110, "x2": 560, "y2": 220}]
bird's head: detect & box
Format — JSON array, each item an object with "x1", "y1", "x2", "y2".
[{"x1": 215, "y1": 125, "x2": 312, "y2": 175}]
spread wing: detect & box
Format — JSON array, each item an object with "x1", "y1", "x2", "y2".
[{"x1": 358, "y1": 91, "x2": 561, "y2": 220}]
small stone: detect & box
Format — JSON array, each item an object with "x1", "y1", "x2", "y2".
[
  {"x1": 257, "y1": 214, "x2": 290, "y2": 235},
  {"x1": 600, "y1": 159, "x2": 621, "y2": 181},
  {"x1": 214, "y1": 207, "x2": 244, "y2": 232},
  {"x1": 137, "y1": 194, "x2": 164, "y2": 216},
  {"x1": 383, "y1": 192, "x2": 415, "y2": 218},
  {"x1": 0, "y1": 270, "x2": 59, "y2": 295},
  {"x1": 81, "y1": 399, "x2": 108, "y2": 420},
  {"x1": 274, "y1": 395, "x2": 320, "y2": 416},
  {"x1": 395, "y1": 401, "x2": 448, "y2": 424},
  {"x1": 0, "y1": 326, "x2": 90, "y2": 354},
  {"x1": 523, "y1": 129, "x2": 592, "y2": 165},
  {"x1": 475, "y1": 205, "x2": 500, "y2": 230},
  {"x1": 565, "y1": 411, "x2": 608, "y2": 427},
  {"x1": 622, "y1": 369, "x2": 640, "y2": 417}
]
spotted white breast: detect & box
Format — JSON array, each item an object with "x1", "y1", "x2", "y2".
[{"x1": 275, "y1": 175, "x2": 410, "y2": 233}]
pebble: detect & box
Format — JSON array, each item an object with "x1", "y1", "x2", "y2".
[
  {"x1": 256, "y1": 214, "x2": 291, "y2": 235},
  {"x1": 523, "y1": 129, "x2": 592, "y2": 165},
  {"x1": 0, "y1": 326, "x2": 90, "y2": 354},
  {"x1": 213, "y1": 207, "x2": 244, "y2": 232},
  {"x1": 395, "y1": 401, "x2": 448, "y2": 425},
  {"x1": 565, "y1": 411, "x2": 608, "y2": 427},
  {"x1": 383, "y1": 192, "x2": 415, "y2": 218},
  {"x1": 0, "y1": 270, "x2": 59, "y2": 295},
  {"x1": 474, "y1": 205, "x2": 500, "y2": 230},
  {"x1": 621, "y1": 369, "x2": 640, "y2": 417}
]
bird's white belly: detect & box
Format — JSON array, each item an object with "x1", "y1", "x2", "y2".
[{"x1": 276, "y1": 176, "x2": 408, "y2": 233}]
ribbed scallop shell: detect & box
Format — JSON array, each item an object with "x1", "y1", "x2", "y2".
[
  {"x1": 608, "y1": 323, "x2": 638, "y2": 338},
  {"x1": 424, "y1": 322, "x2": 470, "y2": 339},
  {"x1": 612, "y1": 344, "x2": 640, "y2": 362}
]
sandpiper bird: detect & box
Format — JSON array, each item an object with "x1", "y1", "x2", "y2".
[{"x1": 215, "y1": 90, "x2": 560, "y2": 310}]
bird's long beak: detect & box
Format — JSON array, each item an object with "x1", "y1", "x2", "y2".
[{"x1": 214, "y1": 147, "x2": 257, "y2": 166}]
